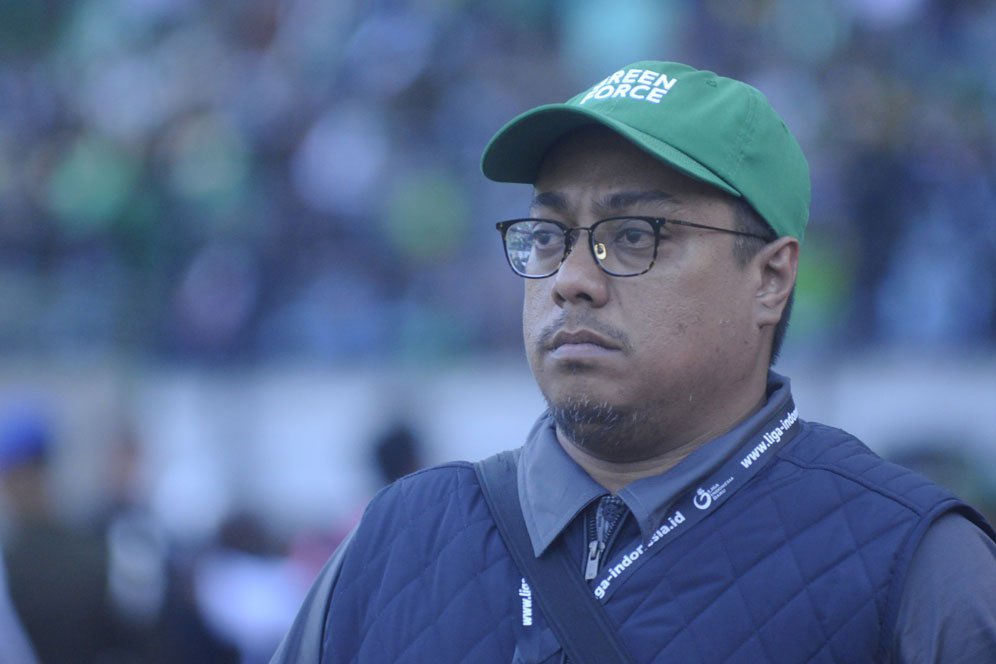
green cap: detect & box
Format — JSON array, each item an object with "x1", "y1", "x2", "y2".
[{"x1": 481, "y1": 61, "x2": 810, "y2": 242}]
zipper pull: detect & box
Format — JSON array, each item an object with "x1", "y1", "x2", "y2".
[{"x1": 585, "y1": 540, "x2": 604, "y2": 580}]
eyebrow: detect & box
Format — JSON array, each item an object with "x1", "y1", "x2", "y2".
[
  {"x1": 530, "y1": 191, "x2": 568, "y2": 212},
  {"x1": 530, "y1": 190, "x2": 679, "y2": 216},
  {"x1": 595, "y1": 190, "x2": 677, "y2": 214}
]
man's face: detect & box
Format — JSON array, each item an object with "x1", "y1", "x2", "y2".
[{"x1": 523, "y1": 128, "x2": 770, "y2": 461}]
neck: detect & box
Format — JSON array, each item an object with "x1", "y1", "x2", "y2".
[{"x1": 557, "y1": 389, "x2": 768, "y2": 493}]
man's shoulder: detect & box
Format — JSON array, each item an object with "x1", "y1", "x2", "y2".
[
  {"x1": 360, "y1": 460, "x2": 489, "y2": 527},
  {"x1": 781, "y1": 420, "x2": 962, "y2": 516},
  {"x1": 341, "y1": 459, "x2": 503, "y2": 572},
  {"x1": 396, "y1": 460, "x2": 478, "y2": 484},
  {"x1": 785, "y1": 418, "x2": 886, "y2": 470},
  {"x1": 377, "y1": 449, "x2": 522, "y2": 499}
]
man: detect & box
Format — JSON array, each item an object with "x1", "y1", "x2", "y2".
[{"x1": 273, "y1": 61, "x2": 996, "y2": 662}]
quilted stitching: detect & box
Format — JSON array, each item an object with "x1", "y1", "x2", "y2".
[
  {"x1": 326, "y1": 422, "x2": 960, "y2": 664},
  {"x1": 600, "y1": 423, "x2": 957, "y2": 663},
  {"x1": 331, "y1": 464, "x2": 520, "y2": 663}
]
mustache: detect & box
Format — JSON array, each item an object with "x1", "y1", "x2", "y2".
[{"x1": 537, "y1": 313, "x2": 633, "y2": 353}]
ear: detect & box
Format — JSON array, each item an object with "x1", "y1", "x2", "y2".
[{"x1": 753, "y1": 236, "x2": 799, "y2": 329}]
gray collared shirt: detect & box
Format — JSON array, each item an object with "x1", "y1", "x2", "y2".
[
  {"x1": 271, "y1": 373, "x2": 996, "y2": 663},
  {"x1": 519, "y1": 374, "x2": 799, "y2": 557}
]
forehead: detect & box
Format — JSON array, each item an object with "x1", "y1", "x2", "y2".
[{"x1": 533, "y1": 126, "x2": 734, "y2": 211}]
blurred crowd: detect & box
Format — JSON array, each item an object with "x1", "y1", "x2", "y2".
[
  {"x1": 0, "y1": 0, "x2": 994, "y2": 365},
  {"x1": 0, "y1": 401, "x2": 424, "y2": 662}
]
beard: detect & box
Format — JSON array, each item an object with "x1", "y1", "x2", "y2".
[
  {"x1": 533, "y1": 313, "x2": 664, "y2": 461},
  {"x1": 547, "y1": 393, "x2": 660, "y2": 462}
]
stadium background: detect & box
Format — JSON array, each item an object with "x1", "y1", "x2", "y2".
[{"x1": 0, "y1": 0, "x2": 994, "y2": 659}]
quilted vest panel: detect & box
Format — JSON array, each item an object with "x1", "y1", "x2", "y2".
[
  {"x1": 324, "y1": 424, "x2": 974, "y2": 663},
  {"x1": 325, "y1": 462, "x2": 522, "y2": 663},
  {"x1": 601, "y1": 424, "x2": 968, "y2": 663}
]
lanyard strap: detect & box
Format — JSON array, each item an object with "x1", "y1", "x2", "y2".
[
  {"x1": 475, "y1": 450, "x2": 637, "y2": 664},
  {"x1": 592, "y1": 399, "x2": 800, "y2": 602}
]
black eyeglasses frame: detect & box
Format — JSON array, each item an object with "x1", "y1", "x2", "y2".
[{"x1": 495, "y1": 216, "x2": 771, "y2": 279}]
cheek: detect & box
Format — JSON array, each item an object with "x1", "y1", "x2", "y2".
[
  {"x1": 628, "y1": 303, "x2": 700, "y2": 371},
  {"x1": 626, "y1": 271, "x2": 703, "y2": 334},
  {"x1": 627, "y1": 273, "x2": 742, "y2": 365},
  {"x1": 521, "y1": 282, "x2": 548, "y2": 351}
]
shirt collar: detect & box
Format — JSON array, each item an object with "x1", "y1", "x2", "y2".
[
  {"x1": 517, "y1": 413, "x2": 606, "y2": 557},
  {"x1": 517, "y1": 371, "x2": 795, "y2": 556}
]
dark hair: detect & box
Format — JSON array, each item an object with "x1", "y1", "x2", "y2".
[{"x1": 731, "y1": 198, "x2": 794, "y2": 366}]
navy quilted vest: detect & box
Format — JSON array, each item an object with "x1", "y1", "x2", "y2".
[{"x1": 324, "y1": 422, "x2": 978, "y2": 663}]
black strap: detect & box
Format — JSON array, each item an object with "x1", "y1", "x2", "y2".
[{"x1": 474, "y1": 451, "x2": 637, "y2": 664}]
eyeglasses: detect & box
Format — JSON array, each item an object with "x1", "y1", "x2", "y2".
[{"x1": 495, "y1": 216, "x2": 770, "y2": 278}]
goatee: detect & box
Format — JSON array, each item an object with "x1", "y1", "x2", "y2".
[{"x1": 548, "y1": 396, "x2": 646, "y2": 459}]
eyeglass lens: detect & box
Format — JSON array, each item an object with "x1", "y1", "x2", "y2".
[{"x1": 503, "y1": 218, "x2": 657, "y2": 277}]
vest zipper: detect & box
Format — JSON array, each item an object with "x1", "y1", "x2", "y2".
[
  {"x1": 583, "y1": 497, "x2": 628, "y2": 581},
  {"x1": 571, "y1": 499, "x2": 628, "y2": 664},
  {"x1": 585, "y1": 539, "x2": 604, "y2": 581}
]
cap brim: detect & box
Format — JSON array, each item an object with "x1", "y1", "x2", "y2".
[{"x1": 481, "y1": 104, "x2": 740, "y2": 198}]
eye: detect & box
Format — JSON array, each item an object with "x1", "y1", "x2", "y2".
[
  {"x1": 532, "y1": 229, "x2": 557, "y2": 246},
  {"x1": 617, "y1": 227, "x2": 654, "y2": 247},
  {"x1": 609, "y1": 220, "x2": 655, "y2": 250}
]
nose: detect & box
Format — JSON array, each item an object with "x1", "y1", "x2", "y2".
[{"x1": 551, "y1": 232, "x2": 610, "y2": 308}]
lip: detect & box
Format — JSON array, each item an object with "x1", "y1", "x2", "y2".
[{"x1": 546, "y1": 329, "x2": 622, "y2": 360}]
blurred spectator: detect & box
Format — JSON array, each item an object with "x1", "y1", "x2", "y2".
[
  {"x1": 372, "y1": 420, "x2": 425, "y2": 485},
  {"x1": 0, "y1": 546, "x2": 38, "y2": 663},
  {"x1": 0, "y1": 405, "x2": 122, "y2": 662},
  {"x1": 93, "y1": 424, "x2": 211, "y2": 664},
  {"x1": 0, "y1": 398, "x2": 264, "y2": 663},
  {"x1": 191, "y1": 512, "x2": 300, "y2": 664},
  {"x1": 147, "y1": 554, "x2": 241, "y2": 664},
  {"x1": 99, "y1": 427, "x2": 169, "y2": 637}
]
